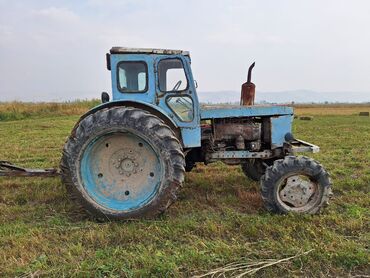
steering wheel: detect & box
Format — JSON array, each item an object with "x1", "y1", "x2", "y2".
[{"x1": 172, "y1": 80, "x2": 182, "y2": 91}]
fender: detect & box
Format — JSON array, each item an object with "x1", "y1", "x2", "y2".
[{"x1": 71, "y1": 100, "x2": 181, "y2": 140}]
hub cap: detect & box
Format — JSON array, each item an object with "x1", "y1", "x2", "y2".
[
  {"x1": 277, "y1": 175, "x2": 319, "y2": 211},
  {"x1": 79, "y1": 132, "x2": 162, "y2": 212}
]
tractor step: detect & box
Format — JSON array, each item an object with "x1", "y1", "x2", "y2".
[{"x1": 0, "y1": 161, "x2": 59, "y2": 177}]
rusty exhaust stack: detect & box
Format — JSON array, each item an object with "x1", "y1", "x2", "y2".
[{"x1": 240, "y1": 62, "x2": 256, "y2": 106}]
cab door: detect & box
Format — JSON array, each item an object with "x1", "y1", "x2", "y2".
[{"x1": 155, "y1": 55, "x2": 200, "y2": 148}]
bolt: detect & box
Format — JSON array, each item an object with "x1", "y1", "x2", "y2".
[
  {"x1": 134, "y1": 163, "x2": 139, "y2": 167},
  {"x1": 133, "y1": 170, "x2": 137, "y2": 174},
  {"x1": 119, "y1": 171, "x2": 123, "y2": 174},
  {"x1": 126, "y1": 173, "x2": 131, "y2": 177}
]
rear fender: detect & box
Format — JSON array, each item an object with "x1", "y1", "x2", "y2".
[{"x1": 71, "y1": 100, "x2": 181, "y2": 142}]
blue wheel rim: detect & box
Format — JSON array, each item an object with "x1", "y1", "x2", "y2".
[{"x1": 79, "y1": 131, "x2": 163, "y2": 212}]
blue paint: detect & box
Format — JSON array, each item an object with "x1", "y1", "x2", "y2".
[
  {"x1": 80, "y1": 132, "x2": 163, "y2": 212},
  {"x1": 200, "y1": 105, "x2": 293, "y2": 119},
  {"x1": 270, "y1": 115, "x2": 293, "y2": 148}
]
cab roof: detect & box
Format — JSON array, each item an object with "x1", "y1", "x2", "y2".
[{"x1": 110, "y1": 47, "x2": 190, "y2": 56}]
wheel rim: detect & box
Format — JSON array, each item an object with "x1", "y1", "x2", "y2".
[
  {"x1": 276, "y1": 174, "x2": 320, "y2": 212},
  {"x1": 79, "y1": 131, "x2": 163, "y2": 212}
]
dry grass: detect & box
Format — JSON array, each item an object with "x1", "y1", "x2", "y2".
[
  {"x1": 293, "y1": 103, "x2": 370, "y2": 115},
  {"x1": 0, "y1": 100, "x2": 99, "y2": 121}
]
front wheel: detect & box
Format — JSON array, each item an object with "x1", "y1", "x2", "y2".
[{"x1": 260, "y1": 156, "x2": 332, "y2": 214}]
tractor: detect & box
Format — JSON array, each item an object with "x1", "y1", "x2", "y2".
[{"x1": 1, "y1": 47, "x2": 332, "y2": 220}]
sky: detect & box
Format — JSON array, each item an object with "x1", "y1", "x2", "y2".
[{"x1": 0, "y1": 0, "x2": 370, "y2": 102}]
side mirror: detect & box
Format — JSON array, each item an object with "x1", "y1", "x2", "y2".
[
  {"x1": 106, "y1": 53, "x2": 111, "y2": 71},
  {"x1": 101, "y1": 92, "x2": 110, "y2": 103},
  {"x1": 194, "y1": 80, "x2": 198, "y2": 88}
]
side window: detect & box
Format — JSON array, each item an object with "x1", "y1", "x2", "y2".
[
  {"x1": 117, "y1": 61, "x2": 147, "y2": 93},
  {"x1": 167, "y1": 96, "x2": 194, "y2": 122},
  {"x1": 158, "y1": 59, "x2": 188, "y2": 92}
]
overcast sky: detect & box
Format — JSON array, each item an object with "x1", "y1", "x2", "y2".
[{"x1": 1, "y1": 0, "x2": 370, "y2": 102}]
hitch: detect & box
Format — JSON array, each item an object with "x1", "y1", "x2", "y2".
[{"x1": 0, "y1": 161, "x2": 59, "y2": 177}]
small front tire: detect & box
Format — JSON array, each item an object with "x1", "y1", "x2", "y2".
[{"x1": 260, "y1": 156, "x2": 332, "y2": 214}]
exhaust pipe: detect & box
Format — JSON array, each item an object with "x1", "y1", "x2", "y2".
[{"x1": 240, "y1": 62, "x2": 256, "y2": 106}]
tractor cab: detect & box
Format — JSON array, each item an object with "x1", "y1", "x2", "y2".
[{"x1": 106, "y1": 47, "x2": 200, "y2": 147}]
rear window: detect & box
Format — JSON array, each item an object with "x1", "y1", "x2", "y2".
[{"x1": 117, "y1": 61, "x2": 148, "y2": 93}]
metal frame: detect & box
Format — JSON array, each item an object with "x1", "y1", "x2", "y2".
[
  {"x1": 284, "y1": 139, "x2": 320, "y2": 154},
  {"x1": 208, "y1": 150, "x2": 273, "y2": 160}
]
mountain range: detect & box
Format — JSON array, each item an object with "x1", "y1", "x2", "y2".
[{"x1": 198, "y1": 90, "x2": 370, "y2": 104}]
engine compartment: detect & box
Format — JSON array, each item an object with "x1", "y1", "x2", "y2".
[{"x1": 201, "y1": 117, "x2": 264, "y2": 152}]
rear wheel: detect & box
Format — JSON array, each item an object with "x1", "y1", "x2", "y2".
[
  {"x1": 260, "y1": 156, "x2": 332, "y2": 214},
  {"x1": 61, "y1": 107, "x2": 185, "y2": 220}
]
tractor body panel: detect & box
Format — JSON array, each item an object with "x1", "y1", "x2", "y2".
[
  {"x1": 270, "y1": 115, "x2": 293, "y2": 148},
  {"x1": 200, "y1": 105, "x2": 293, "y2": 118}
]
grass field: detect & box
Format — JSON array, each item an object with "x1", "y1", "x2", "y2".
[{"x1": 0, "y1": 102, "x2": 369, "y2": 277}]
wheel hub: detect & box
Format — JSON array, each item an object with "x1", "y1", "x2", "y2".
[
  {"x1": 111, "y1": 149, "x2": 140, "y2": 177},
  {"x1": 279, "y1": 175, "x2": 316, "y2": 208}
]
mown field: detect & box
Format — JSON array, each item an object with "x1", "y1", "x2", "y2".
[{"x1": 0, "y1": 102, "x2": 369, "y2": 277}]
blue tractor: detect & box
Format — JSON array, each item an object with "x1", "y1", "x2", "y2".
[{"x1": 61, "y1": 47, "x2": 332, "y2": 220}]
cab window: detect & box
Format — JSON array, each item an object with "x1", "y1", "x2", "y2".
[
  {"x1": 117, "y1": 61, "x2": 147, "y2": 93},
  {"x1": 158, "y1": 59, "x2": 188, "y2": 92},
  {"x1": 166, "y1": 96, "x2": 194, "y2": 122}
]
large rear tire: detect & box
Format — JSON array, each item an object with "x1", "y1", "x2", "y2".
[
  {"x1": 260, "y1": 156, "x2": 332, "y2": 214},
  {"x1": 61, "y1": 107, "x2": 185, "y2": 220}
]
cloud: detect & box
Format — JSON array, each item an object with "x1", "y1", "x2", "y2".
[{"x1": 31, "y1": 6, "x2": 80, "y2": 22}]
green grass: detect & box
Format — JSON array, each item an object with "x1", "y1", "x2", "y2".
[{"x1": 0, "y1": 105, "x2": 369, "y2": 277}]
